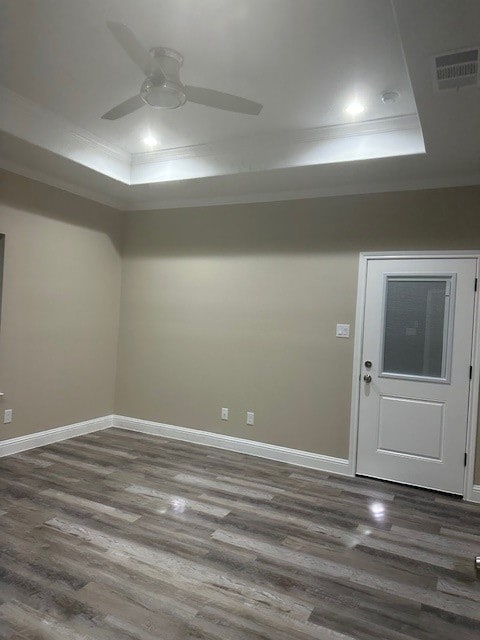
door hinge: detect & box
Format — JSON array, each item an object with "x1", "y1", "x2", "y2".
[
  {"x1": 470, "y1": 365, "x2": 473, "y2": 379},
  {"x1": 475, "y1": 278, "x2": 478, "y2": 292},
  {"x1": 464, "y1": 452, "x2": 468, "y2": 467}
]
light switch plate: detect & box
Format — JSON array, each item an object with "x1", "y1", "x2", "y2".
[
  {"x1": 336, "y1": 323, "x2": 350, "y2": 338},
  {"x1": 221, "y1": 407, "x2": 229, "y2": 420}
]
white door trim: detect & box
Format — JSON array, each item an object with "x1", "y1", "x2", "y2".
[{"x1": 348, "y1": 251, "x2": 480, "y2": 500}]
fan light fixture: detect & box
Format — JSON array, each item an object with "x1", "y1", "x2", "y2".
[
  {"x1": 141, "y1": 77, "x2": 186, "y2": 109},
  {"x1": 345, "y1": 99, "x2": 365, "y2": 115}
]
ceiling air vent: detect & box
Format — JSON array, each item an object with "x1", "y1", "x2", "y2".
[{"x1": 434, "y1": 47, "x2": 479, "y2": 90}]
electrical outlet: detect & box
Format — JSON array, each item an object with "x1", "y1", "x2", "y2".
[
  {"x1": 4, "y1": 409, "x2": 12, "y2": 424},
  {"x1": 221, "y1": 407, "x2": 229, "y2": 420},
  {"x1": 246, "y1": 411, "x2": 254, "y2": 426}
]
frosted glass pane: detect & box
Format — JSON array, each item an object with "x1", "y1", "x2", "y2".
[{"x1": 383, "y1": 279, "x2": 448, "y2": 378}]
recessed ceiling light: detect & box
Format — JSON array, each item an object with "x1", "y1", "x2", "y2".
[
  {"x1": 143, "y1": 134, "x2": 158, "y2": 148},
  {"x1": 345, "y1": 100, "x2": 365, "y2": 116}
]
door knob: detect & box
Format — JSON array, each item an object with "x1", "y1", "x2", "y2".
[{"x1": 363, "y1": 374, "x2": 372, "y2": 383}]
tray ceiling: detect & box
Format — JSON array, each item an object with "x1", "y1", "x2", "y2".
[{"x1": 0, "y1": 0, "x2": 478, "y2": 209}]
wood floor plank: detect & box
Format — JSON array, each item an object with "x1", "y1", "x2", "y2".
[{"x1": 0, "y1": 428, "x2": 479, "y2": 639}]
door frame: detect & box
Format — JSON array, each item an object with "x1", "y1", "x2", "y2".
[{"x1": 348, "y1": 251, "x2": 480, "y2": 501}]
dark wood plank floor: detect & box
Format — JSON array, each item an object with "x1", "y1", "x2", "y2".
[{"x1": 0, "y1": 428, "x2": 479, "y2": 639}]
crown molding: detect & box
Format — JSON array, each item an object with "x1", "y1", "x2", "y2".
[
  {"x1": 0, "y1": 157, "x2": 123, "y2": 209},
  {"x1": 132, "y1": 142, "x2": 217, "y2": 165},
  {"x1": 5, "y1": 84, "x2": 476, "y2": 213},
  {"x1": 131, "y1": 114, "x2": 420, "y2": 166},
  {"x1": 69, "y1": 131, "x2": 128, "y2": 162},
  {"x1": 129, "y1": 118, "x2": 425, "y2": 185},
  {"x1": 0, "y1": 85, "x2": 131, "y2": 183},
  {"x1": 123, "y1": 172, "x2": 480, "y2": 211},
  {"x1": 0, "y1": 84, "x2": 425, "y2": 190}
]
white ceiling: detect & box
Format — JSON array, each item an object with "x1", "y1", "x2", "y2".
[
  {"x1": 0, "y1": 0, "x2": 417, "y2": 152},
  {"x1": 0, "y1": 0, "x2": 478, "y2": 209}
]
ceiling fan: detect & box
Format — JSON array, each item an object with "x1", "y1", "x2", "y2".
[{"x1": 101, "y1": 22, "x2": 263, "y2": 120}]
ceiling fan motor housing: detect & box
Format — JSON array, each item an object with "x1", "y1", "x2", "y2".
[
  {"x1": 141, "y1": 47, "x2": 186, "y2": 109},
  {"x1": 102, "y1": 22, "x2": 263, "y2": 119}
]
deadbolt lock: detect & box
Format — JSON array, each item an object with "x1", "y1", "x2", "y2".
[{"x1": 364, "y1": 360, "x2": 372, "y2": 369}]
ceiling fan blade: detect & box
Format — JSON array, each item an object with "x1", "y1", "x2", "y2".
[
  {"x1": 185, "y1": 86, "x2": 263, "y2": 115},
  {"x1": 106, "y1": 21, "x2": 164, "y2": 79},
  {"x1": 101, "y1": 94, "x2": 145, "y2": 120}
]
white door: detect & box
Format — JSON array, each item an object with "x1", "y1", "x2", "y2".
[{"x1": 356, "y1": 257, "x2": 477, "y2": 494}]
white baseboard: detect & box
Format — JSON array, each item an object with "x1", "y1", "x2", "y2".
[
  {"x1": 0, "y1": 413, "x2": 476, "y2": 497},
  {"x1": 0, "y1": 414, "x2": 113, "y2": 457},
  {"x1": 113, "y1": 415, "x2": 352, "y2": 476},
  {"x1": 470, "y1": 485, "x2": 480, "y2": 504}
]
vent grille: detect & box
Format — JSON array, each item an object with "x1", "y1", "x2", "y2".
[{"x1": 434, "y1": 48, "x2": 479, "y2": 90}]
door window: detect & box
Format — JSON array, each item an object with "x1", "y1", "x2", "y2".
[{"x1": 381, "y1": 276, "x2": 455, "y2": 382}]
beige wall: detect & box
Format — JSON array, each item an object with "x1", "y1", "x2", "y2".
[
  {"x1": 115, "y1": 186, "x2": 480, "y2": 482},
  {"x1": 0, "y1": 170, "x2": 122, "y2": 438},
  {"x1": 1, "y1": 169, "x2": 479, "y2": 485}
]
